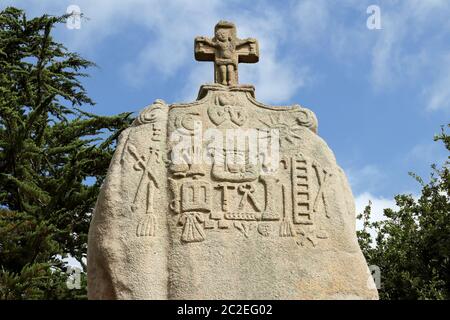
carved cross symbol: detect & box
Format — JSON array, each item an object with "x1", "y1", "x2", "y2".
[{"x1": 195, "y1": 20, "x2": 259, "y2": 86}]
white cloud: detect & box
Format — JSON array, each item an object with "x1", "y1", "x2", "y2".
[
  {"x1": 425, "y1": 54, "x2": 450, "y2": 112},
  {"x1": 355, "y1": 191, "x2": 422, "y2": 245},
  {"x1": 284, "y1": 0, "x2": 450, "y2": 104},
  {"x1": 354, "y1": 192, "x2": 397, "y2": 245},
  {"x1": 289, "y1": 0, "x2": 450, "y2": 112},
  {"x1": 355, "y1": 192, "x2": 396, "y2": 227},
  {"x1": 369, "y1": 1, "x2": 450, "y2": 110},
  {"x1": 7, "y1": 0, "x2": 315, "y2": 104},
  {"x1": 407, "y1": 140, "x2": 448, "y2": 167},
  {"x1": 355, "y1": 193, "x2": 389, "y2": 245},
  {"x1": 291, "y1": 0, "x2": 330, "y2": 47},
  {"x1": 119, "y1": 0, "x2": 224, "y2": 84},
  {"x1": 346, "y1": 164, "x2": 385, "y2": 195},
  {"x1": 370, "y1": 11, "x2": 403, "y2": 89},
  {"x1": 178, "y1": 63, "x2": 212, "y2": 102},
  {"x1": 8, "y1": 1, "x2": 450, "y2": 110}
]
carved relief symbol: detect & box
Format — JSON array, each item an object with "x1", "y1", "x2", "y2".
[
  {"x1": 133, "y1": 103, "x2": 166, "y2": 143},
  {"x1": 133, "y1": 101, "x2": 167, "y2": 127},
  {"x1": 170, "y1": 178, "x2": 212, "y2": 243},
  {"x1": 287, "y1": 155, "x2": 332, "y2": 224},
  {"x1": 259, "y1": 113, "x2": 303, "y2": 148},
  {"x1": 144, "y1": 108, "x2": 163, "y2": 141},
  {"x1": 211, "y1": 148, "x2": 258, "y2": 182},
  {"x1": 234, "y1": 221, "x2": 253, "y2": 238},
  {"x1": 238, "y1": 184, "x2": 261, "y2": 212},
  {"x1": 260, "y1": 175, "x2": 281, "y2": 221},
  {"x1": 179, "y1": 212, "x2": 206, "y2": 243},
  {"x1": 312, "y1": 162, "x2": 331, "y2": 218},
  {"x1": 128, "y1": 144, "x2": 160, "y2": 237},
  {"x1": 257, "y1": 223, "x2": 271, "y2": 237},
  {"x1": 170, "y1": 112, "x2": 205, "y2": 178},
  {"x1": 216, "y1": 183, "x2": 234, "y2": 212},
  {"x1": 297, "y1": 227, "x2": 318, "y2": 247},
  {"x1": 224, "y1": 183, "x2": 261, "y2": 221},
  {"x1": 150, "y1": 124, "x2": 163, "y2": 142},
  {"x1": 296, "y1": 226, "x2": 329, "y2": 247},
  {"x1": 213, "y1": 183, "x2": 236, "y2": 220},
  {"x1": 290, "y1": 155, "x2": 312, "y2": 225},
  {"x1": 279, "y1": 185, "x2": 295, "y2": 237},
  {"x1": 278, "y1": 154, "x2": 333, "y2": 245},
  {"x1": 208, "y1": 95, "x2": 247, "y2": 127},
  {"x1": 181, "y1": 180, "x2": 211, "y2": 213}
]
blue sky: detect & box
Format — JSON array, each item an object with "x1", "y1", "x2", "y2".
[{"x1": 4, "y1": 0, "x2": 450, "y2": 221}]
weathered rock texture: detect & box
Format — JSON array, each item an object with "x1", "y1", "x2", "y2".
[{"x1": 87, "y1": 21, "x2": 378, "y2": 300}]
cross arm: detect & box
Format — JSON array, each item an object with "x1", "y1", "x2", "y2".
[
  {"x1": 194, "y1": 36, "x2": 215, "y2": 61},
  {"x1": 236, "y1": 37, "x2": 259, "y2": 63}
]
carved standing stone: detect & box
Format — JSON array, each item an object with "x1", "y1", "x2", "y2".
[{"x1": 88, "y1": 21, "x2": 378, "y2": 300}]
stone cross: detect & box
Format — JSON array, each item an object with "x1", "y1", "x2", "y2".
[{"x1": 195, "y1": 21, "x2": 259, "y2": 86}]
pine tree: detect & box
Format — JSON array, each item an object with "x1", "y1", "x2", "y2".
[{"x1": 0, "y1": 7, "x2": 132, "y2": 299}]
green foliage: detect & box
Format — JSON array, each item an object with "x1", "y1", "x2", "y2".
[
  {"x1": 0, "y1": 7, "x2": 132, "y2": 299},
  {"x1": 358, "y1": 124, "x2": 450, "y2": 300}
]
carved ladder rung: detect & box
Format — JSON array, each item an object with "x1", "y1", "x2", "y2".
[{"x1": 292, "y1": 157, "x2": 312, "y2": 224}]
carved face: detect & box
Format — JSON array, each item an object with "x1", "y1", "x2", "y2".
[{"x1": 215, "y1": 29, "x2": 228, "y2": 42}]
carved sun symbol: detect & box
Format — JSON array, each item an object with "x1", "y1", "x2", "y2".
[{"x1": 259, "y1": 113, "x2": 302, "y2": 147}]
